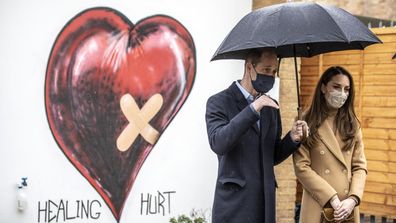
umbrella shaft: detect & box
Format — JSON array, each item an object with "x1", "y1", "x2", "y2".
[{"x1": 293, "y1": 45, "x2": 301, "y2": 116}]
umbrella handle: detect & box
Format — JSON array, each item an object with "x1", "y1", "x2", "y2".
[
  {"x1": 297, "y1": 106, "x2": 308, "y2": 141},
  {"x1": 297, "y1": 106, "x2": 302, "y2": 120}
]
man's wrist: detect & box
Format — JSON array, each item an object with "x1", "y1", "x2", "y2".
[
  {"x1": 289, "y1": 131, "x2": 300, "y2": 143},
  {"x1": 249, "y1": 104, "x2": 260, "y2": 117}
]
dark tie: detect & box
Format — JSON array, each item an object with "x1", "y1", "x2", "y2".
[{"x1": 247, "y1": 95, "x2": 254, "y2": 104}]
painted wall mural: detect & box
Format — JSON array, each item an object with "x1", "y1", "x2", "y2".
[{"x1": 45, "y1": 7, "x2": 196, "y2": 221}]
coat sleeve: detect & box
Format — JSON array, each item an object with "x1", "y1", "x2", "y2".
[
  {"x1": 205, "y1": 94, "x2": 258, "y2": 155},
  {"x1": 273, "y1": 108, "x2": 300, "y2": 165},
  {"x1": 293, "y1": 144, "x2": 337, "y2": 207},
  {"x1": 348, "y1": 129, "x2": 367, "y2": 205}
]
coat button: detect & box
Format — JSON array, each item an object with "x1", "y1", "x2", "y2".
[
  {"x1": 347, "y1": 150, "x2": 351, "y2": 154},
  {"x1": 325, "y1": 169, "x2": 330, "y2": 174},
  {"x1": 320, "y1": 151, "x2": 325, "y2": 155},
  {"x1": 343, "y1": 169, "x2": 347, "y2": 174},
  {"x1": 344, "y1": 189, "x2": 349, "y2": 194}
]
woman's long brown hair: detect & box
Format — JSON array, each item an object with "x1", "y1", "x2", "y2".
[{"x1": 303, "y1": 66, "x2": 360, "y2": 150}]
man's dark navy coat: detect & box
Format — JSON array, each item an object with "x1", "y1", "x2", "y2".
[{"x1": 205, "y1": 82, "x2": 299, "y2": 223}]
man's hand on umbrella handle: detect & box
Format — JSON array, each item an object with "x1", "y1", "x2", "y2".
[
  {"x1": 297, "y1": 107, "x2": 309, "y2": 141},
  {"x1": 251, "y1": 94, "x2": 279, "y2": 112},
  {"x1": 290, "y1": 120, "x2": 309, "y2": 143}
]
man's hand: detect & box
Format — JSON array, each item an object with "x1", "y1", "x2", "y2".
[
  {"x1": 290, "y1": 120, "x2": 309, "y2": 142},
  {"x1": 334, "y1": 198, "x2": 356, "y2": 222},
  {"x1": 251, "y1": 94, "x2": 279, "y2": 112}
]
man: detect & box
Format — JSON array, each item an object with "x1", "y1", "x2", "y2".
[{"x1": 205, "y1": 48, "x2": 308, "y2": 223}]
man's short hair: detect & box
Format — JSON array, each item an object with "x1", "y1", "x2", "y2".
[{"x1": 245, "y1": 48, "x2": 276, "y2": 65}]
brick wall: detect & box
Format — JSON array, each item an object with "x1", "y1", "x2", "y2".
[
  {"x1": 275, "y1": 58, "x2": 300, "y2": 223},
  {"x1": 250, "y1": 1, "x2": 396, "y2": 222}
]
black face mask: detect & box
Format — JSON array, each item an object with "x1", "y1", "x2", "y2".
[{"x1": 251, "y1": 67, "x2": 275, "y2": 93}]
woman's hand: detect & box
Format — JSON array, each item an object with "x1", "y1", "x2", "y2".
[
  {"x1": 333, "y1": 198, "x2": 356, "y2": 222},
  {"x1": 330, "y1": 195, "x2": 341, "y2": 210}
]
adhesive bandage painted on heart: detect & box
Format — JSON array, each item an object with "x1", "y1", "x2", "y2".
[{"x1": 117, "y1": 93, "x2": 163, "y2": 152}]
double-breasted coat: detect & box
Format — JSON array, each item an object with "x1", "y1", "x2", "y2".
[
  {"x1": 293, "y1": 118, "x2": 367, "y2": 223},
  {"x1": 206, "y1": 82, "x2": 299, "y2": 223}
]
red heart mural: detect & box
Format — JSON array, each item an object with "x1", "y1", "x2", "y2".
[{"x1": 45, "y1": 7, "x2": 196, "y2": 221}]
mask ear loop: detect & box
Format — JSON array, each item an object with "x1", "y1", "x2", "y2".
[
  {"x1": 249, "y1": 63, "x2": 255, "y2": 82},
  {"x1": 262, "y1": 57, "x2": 281, "y2": 100},
  {"x1": 249, "y1": 63, "x2": 263, "y2": 99},
  {"x1": 334, "y1": 67, "x2": 349, "y2": 98}
]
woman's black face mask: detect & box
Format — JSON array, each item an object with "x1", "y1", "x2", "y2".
[{"x1": 251, "y1": 66, "x2": 275, "y2": 93}]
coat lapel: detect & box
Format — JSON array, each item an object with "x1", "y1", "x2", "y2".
[
  {"x1": 230, "y1": 82, "x2": 259, "y2": 134},
  {"x1": 318, "y1": 119, "x2": 347, "y2": 167}
]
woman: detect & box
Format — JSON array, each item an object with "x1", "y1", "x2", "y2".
[{"x1": 293, "y1": 66, "x2": 367, "y2": 223}]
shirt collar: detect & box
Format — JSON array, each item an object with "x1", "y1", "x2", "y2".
[{"x1": 235, "y1": 80, "x2": 254, "y2": 101}]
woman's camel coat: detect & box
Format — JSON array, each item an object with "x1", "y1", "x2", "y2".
[{"x1": 293, "y1": 119, "x2": 367, "y2": 223}]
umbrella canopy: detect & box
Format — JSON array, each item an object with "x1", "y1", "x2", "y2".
[
  {"x1": 211, "y1": 2, "x2": 382, "y2": 123},
  {"x1": 212, "y1": 2, "x2": 381, "y2": 61}
]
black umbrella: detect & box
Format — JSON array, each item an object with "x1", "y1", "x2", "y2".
[
  {"x1": 211, "y1": 2, "x2": 381, "y2": 118},
  {"x1": 393, "y1": 53, "x2": 396, "y2": 60}
]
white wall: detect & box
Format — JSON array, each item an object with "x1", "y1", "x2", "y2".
[{"x1": 0, "y1": 0, "x2": 250, "y2": 222}]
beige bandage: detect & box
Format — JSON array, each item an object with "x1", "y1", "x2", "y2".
[{"x1": 117, "y1": 93, "x2": 163, "y2": 152}]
